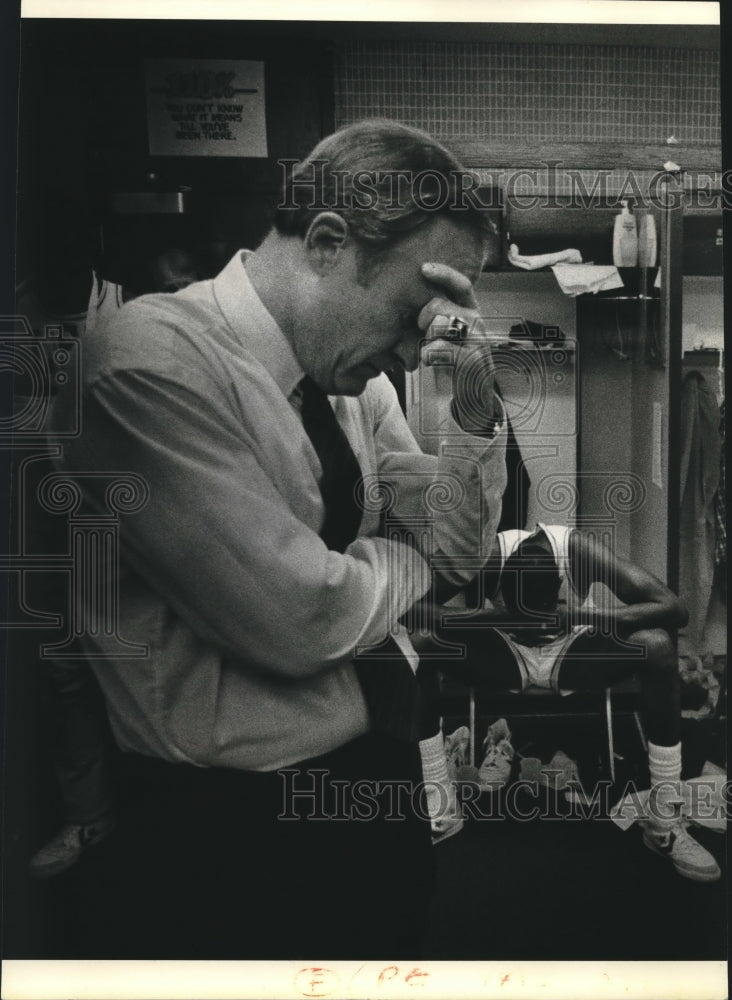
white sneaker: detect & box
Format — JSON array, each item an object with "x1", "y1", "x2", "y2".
[
  {"x1": 444, "y1": 725, "x2": 480, "y2": 783},
  {"x1": 478, "y1": 719, "x2": 514, "y2": 790},
  {"x1": 29, "y1": 817, "x2": 115, "y2": 879},
  {"x1": 427, "y1": 780, "x2": 464, "y2": 846},
  {"x1": 444, "y1": 726, "x2": 470, "y2": 781},
  {"x1": 640, "y1": 819, "x2": 721, "y2": 883}
]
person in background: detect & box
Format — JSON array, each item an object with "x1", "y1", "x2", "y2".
[
  {"x1": 48, "y1": 119, "x2": 507, "y2": 958},
  {"x1": 418, "y1": 523, "x2": 721, "y2": 883},
  {"x1": 29, "y1": 245, "x2": 199, "y2": 879}
]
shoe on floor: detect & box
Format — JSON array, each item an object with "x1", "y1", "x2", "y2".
[
  {"x1": 485, "y1": 717, "x2": 511, "y2": 745},
  {"x1": 425, "y1": 779, "x2": 464, "y2": 845},
  {"x1": 639, "y1": 819, "x2": 721, "y2": 883},
  {"x1": 444, "y1": 726, "x2": 470, "y2": 780},
  {"x1": 444, "y1": 726, "x2": 480, "y2": 783},
  {"x1": 539, "y1": 750, "x2": 580, "y2": 792},
  {"x1": 29, "y1": 816, "x2": 116, "y2": 879},
  {"x1": 478, "y1": 719, "x2": 514, "y2": 790}
]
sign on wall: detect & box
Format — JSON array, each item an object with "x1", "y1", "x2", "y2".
[{"x1": 145, "y1": 58, "x2": 268, "y2": 157}]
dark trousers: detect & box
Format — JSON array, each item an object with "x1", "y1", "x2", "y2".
[
  {"x1": 80, "y1": 732, "x2": 434, "y2": 960},
  {"x1": 47, "y1": 660, "x2": 116, "y2": 826}
]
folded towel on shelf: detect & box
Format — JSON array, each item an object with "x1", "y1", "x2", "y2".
[
  {"x1": 551, "y1": 264, "x2": 624, "y2": 297},
  {"x1": 508, "y1": 244, "x2": 583, "y2": 270}
]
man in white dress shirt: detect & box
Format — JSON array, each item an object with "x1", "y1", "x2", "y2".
[{"x1": 51, "y1": 120, "x2": 507, "y2": 958}]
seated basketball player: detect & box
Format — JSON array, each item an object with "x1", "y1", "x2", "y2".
[{"x1": 417, "y1": 523, "x2": 720, "y2": 884}]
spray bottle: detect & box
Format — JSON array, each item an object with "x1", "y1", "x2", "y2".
[
  {"x1": 612, "y1": 199, "x2": 638, "y2": 267},
  {"x1": 637, "y1": 209, "x2": 657, "y2": 267}
]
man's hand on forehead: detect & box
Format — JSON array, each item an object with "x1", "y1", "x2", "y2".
[
  {"x1": 418, "y1": 261, "x2": 477, "y2": 341},
  {"x1": 417, "y1": 261, "x2": 486, "y2": 354},
  {"x1": 417, "y1": 261, "x2": 498, "y2": 433},
  {"x1": 421, "y1": 261, "x2": 476, "y2": 303}
]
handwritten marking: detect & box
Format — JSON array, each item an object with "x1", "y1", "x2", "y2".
[{"x1": 293, "y1": 967, "x2": 340, "y2": 998}]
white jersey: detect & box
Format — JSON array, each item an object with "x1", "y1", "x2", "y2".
[
  {"x1": 493, "y1": 524, "x2": 590, "y2": 693},
  {"x1": 497, "y1": 523, "x2": 588, "y2": 611}
]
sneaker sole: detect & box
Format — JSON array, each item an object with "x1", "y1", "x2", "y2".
[
  {"x1": 29, "y1": 853, "x2": 83, "y2": 879},
  {"x1": 431, "y1": 818, "x2": 464, "y2": 846},
  {"x1": 641, "y1": 832, "x2": 721, "y2": 883}
]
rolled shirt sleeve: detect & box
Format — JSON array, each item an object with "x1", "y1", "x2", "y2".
[
  {"x1": 63, "y1": 370, "x2": 431, "y2": 678},
  {"x1": 364, "y1": 373, "x2": 507, "y2": 592}
]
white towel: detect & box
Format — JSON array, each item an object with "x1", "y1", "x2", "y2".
[
  {"x1": 508, "y1": 244, "x2": 582, "y2": 270},
  {"x1": 551, "y1": 264, "x2": 624, "y2": 297}
]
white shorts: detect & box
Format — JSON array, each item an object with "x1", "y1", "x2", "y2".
[{"x1": 495, "y1": 626, "x2": 591, "y2": 694}]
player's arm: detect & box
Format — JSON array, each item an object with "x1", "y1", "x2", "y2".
[{"x1": 568, "y1": 531, "x2": 688, "y2": 635}]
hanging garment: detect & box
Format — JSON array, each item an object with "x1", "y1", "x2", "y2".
[
  {"x1": 678, "y1": 371, "x2": 721, "y2": 655},
  {"x1": 713, "y1": 399, "x2": 725, "y2": 579}
]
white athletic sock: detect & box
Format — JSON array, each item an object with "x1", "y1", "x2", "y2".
[
  {"x1": 419, "y1": 732, "x2": 449, "y2": 785},
  {"x1": 648, "y1": 740, "x2": 682, "y2": 786},
  {"x1": 647, "y1": 741, "x2": 683, "y2": 830},
  {"x1": 418, "y1": 733, "x2": 454, "y2": 825}
]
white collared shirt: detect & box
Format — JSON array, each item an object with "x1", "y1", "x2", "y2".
[{"x1": 54, "y1": 251, "x2": 507, "y2": 770}]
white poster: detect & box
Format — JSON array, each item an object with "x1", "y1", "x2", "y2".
[{"x1": 145, "y1": 58, "x2": 267, "y2": 157}]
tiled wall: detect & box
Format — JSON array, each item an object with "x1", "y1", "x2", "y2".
[{"x1": 335, "y1": 42, "x2": 720, "y2": 148}]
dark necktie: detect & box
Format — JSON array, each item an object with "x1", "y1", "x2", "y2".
[{"x1": 298, "y1": 376, "x2": 421, "y2": 742}]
